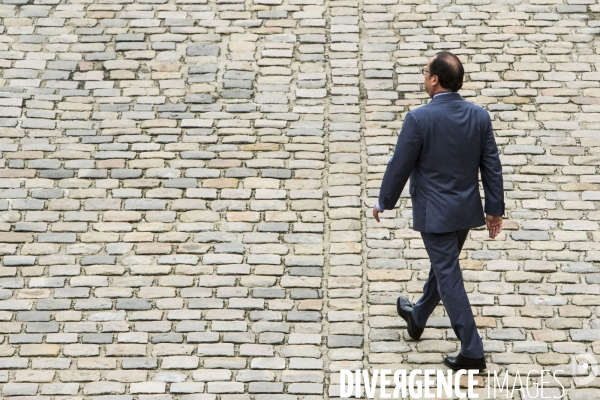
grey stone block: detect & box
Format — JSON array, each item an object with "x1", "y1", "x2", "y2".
[
  {"x1": 116, "y1": 299, "x2": 152, "y2": 310},
  {"x1": 38, "y1": 233, "x2": 77, "y2": 243},
  {"x1": 327, "y1": 335, "x2": 363, "y2": 348},
  {"x1": 187, "y1": 44, "x2": 220, "y2": 56}
]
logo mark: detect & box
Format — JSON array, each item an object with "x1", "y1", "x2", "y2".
[{"x1": 571, "y1": 353, "x2": 598, "y2": 386}]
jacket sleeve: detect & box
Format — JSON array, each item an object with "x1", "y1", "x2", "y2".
[
  {"x1": 377, "y1": 112, "x2": 422, "y2": 210},
  {"x1": 479, "y1": 116, "x2": 505, "y2": 216}
]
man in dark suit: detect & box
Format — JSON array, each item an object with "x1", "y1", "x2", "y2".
[{"x1": 372, "y1": 52, "x2": 504, "y2": 371}]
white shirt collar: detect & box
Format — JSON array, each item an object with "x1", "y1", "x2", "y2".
[{"x1": 433, "y1": 92, "x2": 454, "y2": 98}]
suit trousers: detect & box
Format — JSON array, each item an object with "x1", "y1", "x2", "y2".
[{"x1": 412, "y1": 229, "x2": 485, "y2": 358}]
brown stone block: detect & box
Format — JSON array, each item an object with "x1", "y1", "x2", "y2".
[
  {"x1": 59, "y1": 370, "x2": 101, "y2": 382},
  {"x1": 110, "y1": 70, "x2": 135, "y2": 80},
  {"x1": 202, "y1": 178, "x2": 239, "y2": 188},
  {"x1": 4, "y1": 151, "x2": 43, "y2": 159},
  {"x1": 243, "y1": 143, "x2": 279, "y2": 151},
  {"x1": 141, "y1": 119, "x2": 178, "y2": 128},
  {"x1": 298, "y1": 300, "x2": 323, "y2": 311},
  {"x1": 561, "y1": 183, "x2": 597, "y2": 191},
  {"x1": 21, "y1": 243, "x2": 60, "y2": 255},
  {"x1": 503, "y1": 26, "x2": 536, "y2": 34},
  {"x1": 122, "y1": 179, "x2": 161, "y2": 188},
  {"x1": 105, "y1": 344, "x2": 147, "y2": 357},
  {"x1": 558, "y1": 305, "x2": 591, "y2": 318},
  {"x1": 103, "y1": 211, "x2": 142, "y2": 222},
  {"x1": 0, "y1": 233, "x2": 33, "y2": 243},
  {"x1": 461, "y1": 259, "x2": 483, "y2": 270},
  {"x1": 124, "y1": 232, "x2": 153, "y2": 242},
  {"x1": 97, "y1": 159, "x2": 125, "y2": 169},
  {"x1": 458, "y1": 373, "x2": 485, "y2": 387},
  {"x1": 503, "y1": 96, "x2": 531, "y2": 104},
  {"x1": 532, "y1": 330, "x2": 568, "y2": 342},
  {"x1": 0, "y1": 346, "x2": 15, "y2": 356},
  {"x1": 81, "y1": 232, "x2": 119, "y2": 242},
  {"x1": 152, "y1": 72, "x2": 181, "y2": 80},
  {"x1": 328, "y1": 299, "x2": 361, "y2": 311},
  {"x1": 106, "y1": 370, "x2": 148, "y2": 382},
  {"x1": 226, "y1": 212, "x2": 260, "y2": 222},
  {"x1": 101, "y1": 128, "x2": 142, "y2": 136},
  {"x1": 0, "y1": 128, "x2": 25, "y2": 137},
  {"x1": 535, "y1": 354, "x2": 569, "y2": 367},
  {"x1": 87, "y1": 11, "x2": 115, "y2": 19},
  {"x1": 252, "y1": 27, "x2": 284, "y2": 35},
  {"x1": 504, "y1": 71, "x2": 539, "y2": 81},
  {"x1": 17, "y1": 289, "x2": 51, "y2": 299},
  {"x1": 550, "y1": 146, "x2": 585, "y2": 156},
  {"x1": 151, "y1": 63, "x2": 180, "y2": 72},
  {"x1": 0, "y1": 170, "x2": 36, "y2": 178},
  {"x1": 572, "y1": 97, "x2": 600, "y2": 105},
  {"x1": 20, "y1": 344, "x2": 61, "y2": 356},
  {"x1": 367, "y1": 270, "x2": 412, "y2": 281},
  {"x1": 327, "y1": 277, "x2": 362, "y2": 289},
  {"x1": 79, "y1": 61, "x2": 94, "y2": 71},
  {"x1": 474, "y1": 316, "x2": 496, "y2": 328},
  {"x1": 207, "y1": 159, "x2": 243, "y2": 168},
  {"x1": 78, "y1": 357, "x2": 118, "y2": 369},
  {"x1": 15, "y1": 370, "x2": 54, "y2": 382}
]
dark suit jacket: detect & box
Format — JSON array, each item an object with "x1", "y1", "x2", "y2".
[{"x1": 377, "y1": 92, "x2": 504, "y2": 233}]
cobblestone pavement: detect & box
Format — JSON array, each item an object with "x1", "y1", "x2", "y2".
[{"x1": 0, "y1": 0, "x2": 600, "y2": 398}]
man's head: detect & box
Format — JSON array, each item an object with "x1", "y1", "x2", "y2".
[{"x1": 423, "y1": 51, "x2": 464, "y2": 98}]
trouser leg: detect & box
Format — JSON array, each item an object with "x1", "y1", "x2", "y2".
[
  {"x1": 412, "y1": 229, "x2": 469, "y2": 329},
  {"x1": 419, "y1": 229, "x2": 484, "y2": 358},
  {"x1": 412, "y1": 265, "x2": 440, "y2": 328}
]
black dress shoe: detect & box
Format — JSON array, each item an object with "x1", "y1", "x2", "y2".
[
  {"x1": 396, "y1": 296, "x2": 424, "y2": 340},
  {"x1": 443, "y1": 353, "x2": 486, "y2": 371}
]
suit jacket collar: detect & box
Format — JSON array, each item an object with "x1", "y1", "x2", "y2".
[{"x1": 430, "y1": 91, "x2": 462, "y2": 103}]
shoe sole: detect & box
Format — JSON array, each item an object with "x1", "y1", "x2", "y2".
[{"x1": 443, "y1": 359, "x2": 486, "y2": 372}]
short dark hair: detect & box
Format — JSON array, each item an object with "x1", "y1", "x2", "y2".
[{"x1": 429, "y1": 52, "x2": 464, "y2": 92}]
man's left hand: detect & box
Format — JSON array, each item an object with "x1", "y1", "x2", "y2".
[{"x1": 373, "y1": 205, "x2": 382, "y2": 222}]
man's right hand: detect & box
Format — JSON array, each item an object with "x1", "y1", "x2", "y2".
[{"x1": 486, "y1": 215, "x2": 502, "y2": 239}]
